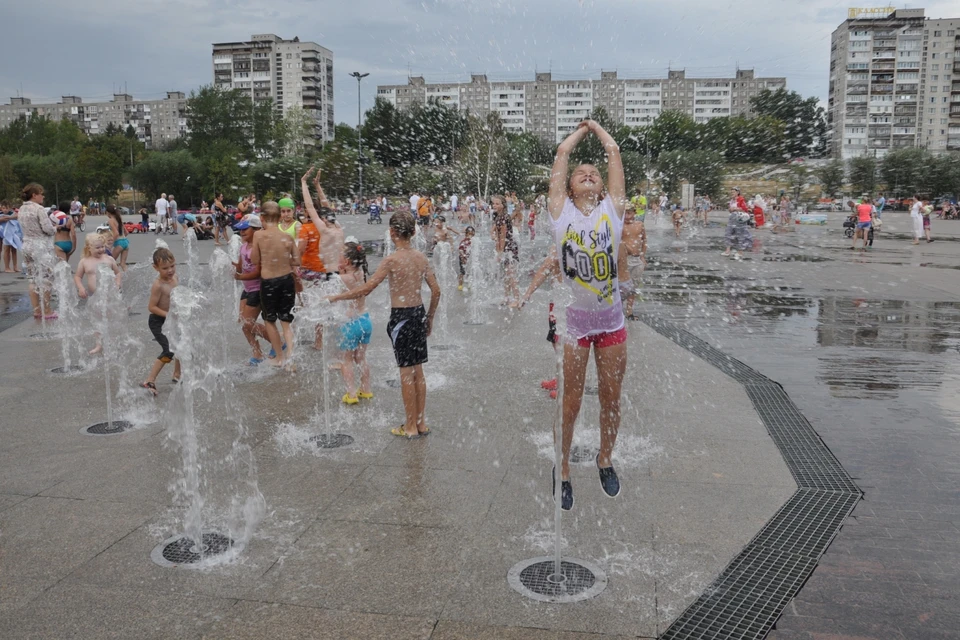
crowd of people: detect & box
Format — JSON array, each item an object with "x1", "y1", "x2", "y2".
[{"x1": 6, "y1": 121, "x2": 960, "y2": 509}]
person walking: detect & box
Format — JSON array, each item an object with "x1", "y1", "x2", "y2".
[
  {"x1": 155, "y1": 192, "x2": 168, "y2": 234},
  {"x1": 18, "y1": 183, "x2": 57, "y2": 319}
]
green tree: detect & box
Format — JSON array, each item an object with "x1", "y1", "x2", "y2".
[
  {"x1": 656, "y1": 150, "x2": 724, "y2": 200},
  {"x1": 281, "y1": 106, "x2": 316, "y2": 158},
  {"x1": 76, "y1": 145, "x2": 123, "y2": 201},
  {"x1": 201, "y1": 140, "x2": 247, "y2": 199},
  {"x1": 317, "y1": 141, "x2": 359, "y2": 197},
  {"x1": 0, "y1": 156, "x2": 17, "y2": 201},
  {"x1": 879, "y1": 147, "x2": 929, "y2": 197},
  {"x1": 816, "y1": 159, "x2": 845, "y2": 197},
  {"x1": 456, "y1": 113, "x2": 505, "y2": 199},
  {"x1": 130, "y1": 150, "x2": 203, "y2": 202},
  {"x1": 252, "y1": 100, "x2": 280, "y2": 159},
  {"x1": 646, "y1": 111, "x2": 697, "y2": 158},
  {"x1": 186, "y1": 85, "x2": 254, "y2": 158},
  {"x1": 362, "y1": 98, "x2": 409, "y2": 168},
  {"x1": 848, "y1": 156, "x2": 877, "y2": 195},
  {"x1": 750, "y1": 88, "x2": 827, "y2": 158},
  {"x1": 401, "y1": 164, "x2": 442, "y2": 195}
]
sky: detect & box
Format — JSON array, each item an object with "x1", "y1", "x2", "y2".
[{"x1": 1, "y1": 0, "x2": 958, "y2": 127}]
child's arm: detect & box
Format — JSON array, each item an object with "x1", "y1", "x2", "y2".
[
  {"x1": 424, "y1": 265, "x2": 441, "y2": 336},
  {"x1": 288, "y1": 238, "x2": 300, "y2": 268},
  {"x1": 250, "y1": 234, "x2": 261, "y2": 266},
  {"x1": 74, "y1": 261, "x2": 88, "y2": 298},
  {"x1": 586, "y1": 120, "x2": 625, "y2": 217},
  {"x1": 515, "y1": 249, "x2": 560, "y2": 308},
  {"x1": 234, "y1": 263, "x2": 261, "y2": 281},
  {"x1": 147, "y1": 281, "x2": 166, "y2": 317},
  {"x1": 328, "y1": 257, "x2": 389, "y2": 302},
  {"x1": 110, "y1": 257, "x2": 123, "y2": 289},
  {"x1": 548, "y1": 122, "x2": 589, "y2": 220}
]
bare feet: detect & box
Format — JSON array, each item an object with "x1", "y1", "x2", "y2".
[{"x1": 266, "y1": 357, "x2": 283, "y2": 368}]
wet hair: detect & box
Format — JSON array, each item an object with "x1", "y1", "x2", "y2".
[
  {"x1": 152, "y1": 247, "x2": 175, "y2": 266},
  {"x1": 389, "y1": 211, "x2": 416, "y2": 239},
  {"x1": 343, "y1": 242, "x2": 369, "y2": 281},
  {"x1": 58, "y1": 202, "x2": 71, "y2": 215},
  {"x1": 22, "y1": 183, "x2": 44, "y2": 201},
  {"x1": 464, "y1": 226, "x2": 476, "y2": 235},
  {"x1": 82, "y1": 233, "x2": 106, "y2": 258},
  {"x1": 260, "y1": 201, "x2": 280, "y2": 223},
  {"x1": 436, "y1": 215, "x2": 446, "y2": 223},
  {"x1": 105, "y1": 204, "x2": 123, "y2": 230},
  {"x1": 566, "y1": 165, "x2": 604, "y2": 198}
]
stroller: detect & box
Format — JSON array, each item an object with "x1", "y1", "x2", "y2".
[{"x1": 367, "y1": 202, "x2": 382, "y2": 224}]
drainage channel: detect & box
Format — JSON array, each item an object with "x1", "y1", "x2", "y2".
[{"x1": 635, "y1": 314, "x2": 861, "y2": 640}]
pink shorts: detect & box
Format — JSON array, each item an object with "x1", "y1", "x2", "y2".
[{"x1": 576, "y1": 326, "x2": 627, "y2": 349}]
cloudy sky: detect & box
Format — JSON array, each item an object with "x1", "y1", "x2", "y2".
[{"x1": 1, "y1": 0, "x2": 958, "y2": 126}]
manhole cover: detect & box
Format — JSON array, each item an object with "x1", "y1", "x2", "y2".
[
  {"x1": 584, "y1": 386, "x2": 598, "y2": 396},
  {"x1": 385, "y1": 379, "x2": 401, "y2": 389},
  {"x1": 81, "y1": 420, "x2": 134, "y2": 436},
  {"x1": 463, "y1": 321, "x2": 486, "y2": 326},
  {"x1": 570, "y1": 446, "x2": 599, "y2": 464},
  {"x1": 49, "y1": 365, "x2": 85, "y2": 375},
  {"x1": 508, "y1": 556, "x2": 607, "y2": 603},
  {"x1": 431, "y1": 344, "x2": 460, "y2": 351},
  {"x1": 151, "y1": 532, "x2": 235, "y2": 567},
  {"x1": 310, "y1": 433, "x2": 355, "y2": 449}
]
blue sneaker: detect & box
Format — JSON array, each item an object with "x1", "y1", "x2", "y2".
[
  {"x1": 552, "y1": 467, "x2": 574, "y2": 511},
  {"x1": 597, "y1": 455, "x2": 621, "y2": 498},
  {"x1": 267, "y1": 343, "x2": 287, "y2": 359}
]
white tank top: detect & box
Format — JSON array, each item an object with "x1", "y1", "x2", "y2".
[{"x1": 551, "y1": 196, "x2": 624, "y2": 339}]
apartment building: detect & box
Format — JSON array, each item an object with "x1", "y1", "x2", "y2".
[
  {"x1": 828, "y1": 7, "x2": 960, "y2": 159},
  {"x1": 376, "y1": 69, "x2": 786, "y2": 143},
  {"x1": 212, "y1": 34, "x2": 334, "y2": 143},
  {"x1": 0, "y1": 92, "x2": 188, "y2": 149}
]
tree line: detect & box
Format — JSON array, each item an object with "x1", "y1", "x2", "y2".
[
  {"x1": 0, "y1": 85, "x2": 831, "y2": 205},
  {"x1": 815, "y1": 148, "x2": 960, "y2": 201}
]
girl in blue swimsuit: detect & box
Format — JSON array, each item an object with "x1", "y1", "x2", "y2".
[{"x1": 106, "y1": 205, "x2": 129, "y2": 271}]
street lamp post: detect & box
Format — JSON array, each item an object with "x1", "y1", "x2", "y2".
[{"x1": 349, "y1": 71, "x2": 370, "y2": 208}]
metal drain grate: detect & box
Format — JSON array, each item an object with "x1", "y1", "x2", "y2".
[
  {"x1": 463, "y1": 321, "x2": 486, "y2": 326},
  {"x1": 81, "y1": 420, "x2": 134, "y2": 436},
  {"x1": 151, "y1": 532, "x2": 234, "y2": 567},
  {"x1": 384, "y1": 379, "x2": 401, "y2": 389},
  {"x1": 49, "y1": 365, "x2": 85, "y2": 375},
  {"x1": 508, "y1": 557, "x2": 607, "y2": 603},
  {"x1": 660, "y1": 546, "x2": 818, "y2": 640},
  {"x1": 30, "y1": 332, "x2": 58, "y2": 340},
  {"x1": 569, "y1": 445, "x2": 599, "y2": 464},
  {"x1": 310, "y1": 433, "x2": 354, "y2": 449},
  {"x1": 584, "y1": 385, "x2": 598, "y2": 396},
  {"x1": 637, "y1": 315, "x2": 861, "y2": 640}
]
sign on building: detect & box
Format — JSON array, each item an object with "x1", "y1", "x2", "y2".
[{"x1": 847, "y1": 7, "x2": 895, "y2": 19}]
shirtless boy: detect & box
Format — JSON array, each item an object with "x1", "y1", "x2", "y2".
[
  {"x1": 252, "y1": 201, "x2": 300, "y2": 368},
  {"x1": 328, "y1": 212, "x2": 440, "y2": 439},
  {"x1": 141, "y1": 248, "x2": 181, "y2": 394}
]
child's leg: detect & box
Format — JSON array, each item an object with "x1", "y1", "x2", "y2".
[
  {"x1": 398, "y1": 365, "x2": 419, "y2": 436},
  {"x1": 594, "y1": 342, "x2": 627, "y2": 468},
  {"x1": 263, "y1": 321, "x2": 284, "y2": 365},
  {"x1": 314, "y1": 323, "x2": 323, "y2": 350},
  {"x1": 279, "y1": 320, "x2": 294, "y2": 364},
  {"x1": 340, "y1": 349, "x2": 357, "y2": 396},
  {"x1": 414, "y1": 364, "x2": 427, "y2": 433},
  {"x1": 144, "y1": 358, "x2": 165, "y2": 385},
  {"x1": 89, "y1": 331, "x2": 102, "y2": 355},
  {"x1": 173, "y1": 358, "x2": 182, "y2": 380},
  {"x1": 240, "y1": 302, "x2": 264, "y2": 359},
  {"x1": 355, "y1": 345, "x2": 371, "y2": 394},
  {"x1": 560, "y1": 342, "x2": 591, "y2": 480}
]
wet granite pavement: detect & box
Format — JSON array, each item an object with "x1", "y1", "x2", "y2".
[{"x1": 639, "y1": 212, "x2": 960, "y2": 640}]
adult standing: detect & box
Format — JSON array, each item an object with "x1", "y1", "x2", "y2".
[
  {"x1": 910, "y1": 195, "x2": 923, "y2": 245},
  {"x1": 722, "y1": 187, "x2": 752, "y2": 260},
  {"x1": 875, "y1": 193, "x2": 886, "y2": 218},
  {"x1": 450, "y1": 193, "x2": 459, "y2": 215},
  {"x1": 69, "y1": 195, "x2": 84, "y2": 229},
  {"x1": 18, "y1": 183, "x2": 57, "y2": 319},
  {"x1": 155, "y1": 192, "x2": 168, "y2": 234},
  {"x1": 168, "y1": 194, "x2": 179, "y2": 235},
  {"x1": 409, "y1": 192, "x2": 420, "y2": 214},
  {"x1": 212, "y1": 193, "x2": 230, "y2": 246}
]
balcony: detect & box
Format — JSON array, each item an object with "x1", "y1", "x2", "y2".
[
  {"x1": 947, "y1": 136, "x2": 960, "y2": 150},
  {"x1": 873, "y1": 62, "x2": 895, "y2": 70},
  {"x1": 897, "y1": 84, "x2": 919, "y2": 93}
]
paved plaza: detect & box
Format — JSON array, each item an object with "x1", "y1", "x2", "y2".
[{"x1": 0, "y1": 211, "x2": 958, "y2": 639}]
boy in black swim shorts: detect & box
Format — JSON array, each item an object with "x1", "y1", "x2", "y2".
[
  {"x1": 252, "y1": 201, "x2": 300, "y2": 369},
  {"x1": 141, "y1": 248, "x2": 181, "y2": 395},
  {"x1": 328, "y1": 212, "x2": 440, "y2": 439}
]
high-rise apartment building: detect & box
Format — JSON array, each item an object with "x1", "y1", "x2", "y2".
[
  {"x1": 376, "y1": 69, "x2": 785, "y2": 143},
  {"x1": 212, "y1": 34, "x2": 334, "y2": 143},
  {"x1": 0, "y1": 92, "x2": 188, "y2": 149},
  {"x1": 828, "y1": 7, "x2": 960, "y2": 159}
]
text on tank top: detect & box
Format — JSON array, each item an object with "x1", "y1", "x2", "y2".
[{"x1": 552, "y1": 196, "x2": 624, "y2": 338}]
